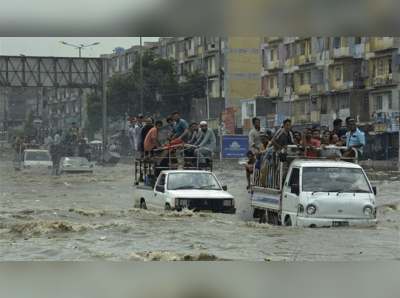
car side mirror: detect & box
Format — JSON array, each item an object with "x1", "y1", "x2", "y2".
[
  {"x1": 156, "y1": 185, "x2": 165, "y2": 193},
  {"x1": 372, "y1": 186, "x2": 377, "y2": 196},
  {"x1": 291, "y1": 184, "x2": 300, "y2": 196},
  {"x1": 222, "y1": 185, "x2": 228, "y2": 191},
  {"x1": 90, "y1": 164, "x2": 93, "y2": 168}
]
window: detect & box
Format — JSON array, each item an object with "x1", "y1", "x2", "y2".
[
  {"x1": 309, "y1": 42, "x2": 312, "y2": 54},
  {"x1": 270, "y1": 49, "x2": 274, "y2": 61},
  {"x1": 333, "y1": 37, "x2": 341, "y2": 49},
  {"x1": 158, "y1": 174, "x2": 166, "y2": 186},
  {"x1": 376, "y1": 96, "x2": 383, "y2": 110},
  {"x1": 378, "y1": 37, "x2": 383, "y2": 40},
  {"x1": 299, "y1": 102, "x2": 306, "y2": 114},
  {"x1": 388, "y1": 94, "x2": 392, "y2": 109},
  {"x1": 307, "y1": 72, "x2": 311, "y2": 84},
  {"x1": 197, "y1": 37, "x2": 202, "y2": 46},
  {"x1": 319, "y1": 70, "x2": 324, "y2": 83},
  {"x1": 270, "y1": 77, "x2": 274, "y2": 89},
  {"x1": 378, "y1": 59, "x2": 383, "y2": 75},
  {"x1": 209, "y1": 58, "x2": 213, "y2": 74},
  {"x1": 363, "y1": 93, "x2": 369, "y2": 107},
  {"x1": 301, "y1": 43, "x2": 306, "y2": 55},
  {"x1": 388, "y1": 58, "x2": 393, "y2": 74},
  {"x1": 208, "y1": 81, "x2": 213, "y2": 94},
  {"x1": 355, "y1": 37, "x2": 362, "y2": 44},
  {"x1": 288, "y1": 168, "x2": 300, "y2": 187},
  {"x1": 285, "y1": 44, "x2": 290, "y2": 60},
  {"x1": 277, "y1": 48, "x2": 279, "y2": 61},
  {"x1": 300, "y1": 73, "x2": 305, "y2": 85},
  {"x1": 336, "y1": 67, "x2": 341, "y2": 81}
]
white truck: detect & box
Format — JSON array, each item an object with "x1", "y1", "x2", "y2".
[
  {"x1": 13, "y1": 148, "x2": 53, "y2": 172},
  {"x1": 134, "y1": 170, "x2": 236, "y2": 214},
  {"x1": 252, "y1": 148, "x2": 378, "y2": 228}
]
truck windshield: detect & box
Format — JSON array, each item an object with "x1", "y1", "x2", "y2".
[
  {"x1": 302, "y1": 167, "x2": 372, "y2": 193},
  {"x1": 26, "y1": 152, "x2": 51, "y2": 161},
  {"x1": 168, "y1": 173, "x2": 221, "y2": 190}
]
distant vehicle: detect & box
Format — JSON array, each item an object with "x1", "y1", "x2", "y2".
[
  {"x1": 57, "y1": 157, "x2": 93, "y2": 175},
  {"x1": 14, "y1": 149, "x2": 53, "y2": 172},
  {"x1": 134, "y1": 170, "x2": 236, "y2": 214}
]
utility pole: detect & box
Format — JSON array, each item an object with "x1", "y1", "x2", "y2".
[
  {"x1": 219, "y1": 37, "x2": 224, "y2": 123},
  {"x1": 140, "y1": 37, "x2": 143, "y2": 115},
  {"x1": 102, "y1": 58, "x2": 107, "y2": 162}
]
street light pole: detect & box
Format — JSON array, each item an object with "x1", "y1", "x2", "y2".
[
  {"x1": 60, "y1": 41, "x2": 100, "y2": 58},
  {"x1": 140, "y1": 37, "x2": 143, "y2": 115}
]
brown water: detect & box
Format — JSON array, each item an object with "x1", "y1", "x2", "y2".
[{"x1": 0, "y1": 151, "x2": 399, "y2": 261}]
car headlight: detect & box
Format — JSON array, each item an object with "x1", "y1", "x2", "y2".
[
  {"x1": 179, "y1": 199, "x2": 188, "y2": 206},
  {"x1": 307, "y1": 205, "x2": 316, "y2": 215},
  {"x1": 223, "y1": 200, "x2": 232, "y2": 206},
  {"x1": 363, "y1": 207, "x2": 373, "y2": 217}
]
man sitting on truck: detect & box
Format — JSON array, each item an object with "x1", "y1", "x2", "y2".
[
  {"x1": 142, "y1": 121, "x2": 163, "y2": 161},
  {"x1": 300, "y1": 127, "x2": 322, "y2": 158},
  {"x1": 343, "y1": 118, "x2": 365, "y2": 159},
  {"x1": 193, "y1": 121, "x2": 216, "y2": 166}
]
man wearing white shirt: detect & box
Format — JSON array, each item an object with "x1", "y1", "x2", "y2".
[{"x1": 44, "y1": 132, "x2": 53, "y2": 151}]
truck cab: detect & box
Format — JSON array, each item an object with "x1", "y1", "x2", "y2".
[
  {"x1": 134, "y1": 170, "x2": 236, "y2": 214},
  {"x1": 252, "y1": 148, "x2": 378, "y2": 228},
  {"x1": 14, "y1": 148, "x2": 53, "y2": 172}
]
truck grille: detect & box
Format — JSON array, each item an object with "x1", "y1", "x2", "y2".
[{"x1": 186, "y1": 199, "x2": 223, "y2": 208}]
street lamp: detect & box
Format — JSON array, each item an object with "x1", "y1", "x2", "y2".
[{"x1": 59, "y1": 41, "x2": 100, "y2": 58}]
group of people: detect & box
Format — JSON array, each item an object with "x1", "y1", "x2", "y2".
[
  {"x1": 128, "y1": 110, "x2": 216, "y2": 167},
  {"x1": 245, "y1": 117, "x2": 366, "y2": 190}
]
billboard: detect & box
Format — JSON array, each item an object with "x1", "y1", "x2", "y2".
[
  {"x1": 221, "y1": 108, "x2": 235, "y2": 135},
  {"x1": 222, "y1": 135, "x2": 249, "y2": 159},
  {"x1": 374, "y1": 110, "x2": 400, "y2": 132}
]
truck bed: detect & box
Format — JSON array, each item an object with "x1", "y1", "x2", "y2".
[{"x1": 251, "y1": 186, "x2": 282, "y2": 211}]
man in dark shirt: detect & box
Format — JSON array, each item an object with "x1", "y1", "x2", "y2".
[
  {"x1": 331, "y1": 119, "x2": 348, "y2": 140},
  {"x1": 139, "y1": 118, "x2": 154, "y2": 154}
]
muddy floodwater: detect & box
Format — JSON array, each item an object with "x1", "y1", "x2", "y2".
[{"x1": 0, "y1": 151, "x2": 399, "y2": 261}]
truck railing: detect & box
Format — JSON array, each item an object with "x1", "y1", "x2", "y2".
[
  {"x1": 134, "y1": 143, "x2": 214, "y2": 185},
  {"x1": 253, "y1": 145, "x2": 359, "y2": 191}
]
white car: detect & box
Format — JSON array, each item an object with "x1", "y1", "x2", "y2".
[
  {"x1": 57, "y1": 157, "x2": 93, "y2": 175},
  {"x1": 17, "y1": 149, "x2": 53, "y2": 172},
  {"x1": 252, "y1": 160, "x2": 378, "y2": 228},
  {"x1": 134, "y1": 170, "x2": 236, "y2": 214}
]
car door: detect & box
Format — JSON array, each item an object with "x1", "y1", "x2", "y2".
[
  {"x1": 154, "y1": 174, "x2": 167, "y2": 210},
  {"x1": 282, "y1": 167, "x2": 300, "y2": 216}
]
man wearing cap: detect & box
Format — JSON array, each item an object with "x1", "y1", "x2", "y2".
[
  {"x1": 343, "y1": 119, "x2": 365, "y2": 158},
  {"x1": 194, "y1": 121, "x2": 216, "y2": 165}
]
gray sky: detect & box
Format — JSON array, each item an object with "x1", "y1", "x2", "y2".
[{"x1": 0, "y1": 37, "x2": 160, "y2": 57}]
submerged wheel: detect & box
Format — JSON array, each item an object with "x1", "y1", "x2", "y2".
[
  {"x1": 284, "y1": 216, "x2": 292, "y2": 227},
  {"x1": 165, "y1": 204, "x2": 171, "y2": 211},
  {"x1": 140, "y1": 201, "x2": 147, "y2": 210},
  {"x1": 259, "y1": 211, "x2": 267, "y2": 224}
]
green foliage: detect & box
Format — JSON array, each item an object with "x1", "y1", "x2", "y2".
[
  {"x1": 85, "y1": 91, "x2": 103, "y2": 134},
  {"x1": 23, "y1": 110, "x2": 35, "y2": 136},
  {"x1": 86, "y1": 50, "x2": 207, "y2": 131}
]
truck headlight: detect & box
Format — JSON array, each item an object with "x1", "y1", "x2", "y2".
[
  {"x1": 179, "y1": 199, "x2": 187, "y2": 206},
  {"x1": 223, "y1": 200, "x2": 232, "y2": 206},
  {"x1": 363, "y1": 207, "x2": 373, "y2": 217},
  {"x1": 307, "y1": 205, "x2": 316, "y2": 215},
  {"x1": 26, "y1": 165, "x2": 31, "y2": 169}
]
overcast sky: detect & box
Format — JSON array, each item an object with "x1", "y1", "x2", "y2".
[{"x1": 0, "y1": 37, "x2": 160, "y2": 57}]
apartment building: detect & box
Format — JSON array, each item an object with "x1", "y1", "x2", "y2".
[
  {"x1": 46, "y1": 87, "x2": 88, "y2": 134},
  {"x1": 0, "y1": 87, "x2": 44, "y2": 131}
]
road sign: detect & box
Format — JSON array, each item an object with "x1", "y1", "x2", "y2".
[{"x1": 221, "y1": 135, "x2": 249, "y2": 159}]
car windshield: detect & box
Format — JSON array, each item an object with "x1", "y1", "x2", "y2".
[
  {"x1": 302, "y1": 167, "x2": 372, "y2": 193},
  {"x1": 61, "y1": 158, "x2": 89, "y2": 167},
  {"x1": 167, "y1": 173, "x2": 221, "y2": 190},
  {"x1": 26, "y1": 152, "x2": 51, "y2": 161}
]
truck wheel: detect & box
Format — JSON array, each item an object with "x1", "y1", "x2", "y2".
[
  {"x1": 165, "y1": 204, "x2": 171, "y2": 211},
  {"x1": 140, "y1": 201, "x2": 147, "y2": 210},
  {"x1": 259, "y1": 211, "x2": 267, "y2": 224},
  {"x1": 284, "y1": 216, "x2": 292, "y2": 227}
]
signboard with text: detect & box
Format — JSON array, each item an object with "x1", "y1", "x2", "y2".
[
  {"x1": 32, "y1": 114, "x2": 42, "y2": 127},
  {"x1": 222, "y1": 135, "x2": 249, "y2": 159},
  {"x1": 221, "y1": 108, "x2": 235, "y2": 135},
  {"x1": 374, "y1": 110, "x2": 400, "y2": 132}
]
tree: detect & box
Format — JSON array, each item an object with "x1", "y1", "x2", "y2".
[
  {"x1": 23, "y1": 110, "x2": 35, "y2": 136},
  {"x1": 85, "y1": 91, "x2": 103, "y2": 137}
]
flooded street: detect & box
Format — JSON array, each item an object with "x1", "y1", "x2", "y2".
[{"x1": 0, "y1": 151, "x2": 399, "y2": 261}]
